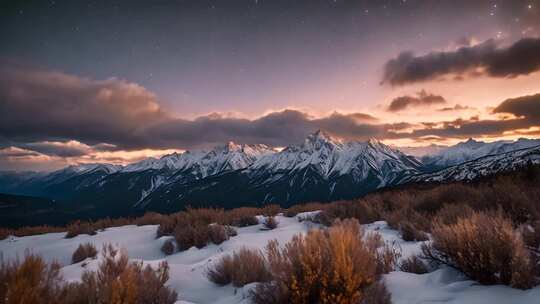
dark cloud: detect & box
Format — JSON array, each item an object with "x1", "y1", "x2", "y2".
[
  {"x1": 382, "y1": 38, "x2": 540, "y2": 85},
  {"x1": 144, "y1": 110, "x2": 386, "y2": 148},
  {"x1": 0, "y1": 62, "x2": 386, "y2": 150},
  {"x1": 0, "y1": 147, "x2": 42, "y2": 158},
  {"x1": 493, "y1": 93, "x2": 540, "y2": 121},
  {"x1": 387, "y1": 90, "x2": 446, "y2": 112},
  {"x1": 22, "y1": 141, "x2": 92, "y2": 158},
  {"x1": 2, "y1": 62, "x2": 539, "y2": 167},
  {"x1": 386, "y1": 94, "x2": 540, "y2": 140},
  {"x1": 0, "y1": 61, "x2": 167, "y2": 149},
  {"x1": 437, "y1": 104, "x2": 473, "y2": 112}
]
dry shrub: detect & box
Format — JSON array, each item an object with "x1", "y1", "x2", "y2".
[
  {"x1": 174, "y1": 224, "x2": 209, "y2": 251},
  {"x1": 224, "y1": 207, "x2": 260, "y2": 227},
  {"x1": 206, "y1": 247, "x2": 270, "y2": 287},
  {"x1": 262, "y1": 216, "x2": 279, "y2": 230},
  {"x1": 316, "y1": 200, "x2": 380, "y2": 226},
  {"x1": 161, "y1": 239, "x2": 175, "y2": 255},
  {"x1": 230, "y1": 215, "x2": 259, "y2": 227},
  {"x1": 261, "y1": 204, "x2": 282, "y2": 216},
  {"x1": 399, "y1": 255, "x2": 428, "y2": 274},
  {"x1": 251, "y1": 218, "x2": 394, "y2": 304},
  {"x1": 157, "y1": 207, "x2": 258, "y2": 243},
  {"x1": 0, "y1": 253, "x2": 66, "y2": 304},
  {"x1": 65, "y1": 220, "x2": 97, "y2": 239},
  {"x1": 483, "y1": 177, "x2": 538, "y2": 224},
  {"x1": 434, "y1": 204, "x2": 474, "y2": 226},
  {"x1": 520, "y1": 221, "x2": 540, "y2": 251},
  {"x1": 398, "y1": 221, "x2": 429, "y2": 242},
  {"x1": 65, "y1": 244, "x2": 177, "y2": 304},
  {"x1": 0, "y1": 225, "x2": 65, "y2": 241},
  {"x1": 384, "y1": 208, "x2": 430, "y2": 233},
  {"x1": 361, "y1": 281, "x2": 392, "y2": 304},
  {"x1": 72, "y1": 243, "x2": 98, "y2": 264},
  {"x1": 413, "y1": 184, "x2": 484, "y2": 214},
  {"x1": 173, "y1": 223, "x2": 238, "y2": 252},
  {"x1": 284, "y1": 202, "x2": 327, "y2": 217},
  {"x1": 206, "y1": 255, "x2": 234, "y2": 285},
  {"x1": 225, "y1": 225, "x2": 238, "y2": 237},
  {"x1": 208, "y1": 224, "x2": 234, "y2": 245},
  {"x1": 422, "y1": 210, "x2": 536, "y2": 289},
  {"x1": 133, "y1": 212, "x2": 165, "y2": 226}
]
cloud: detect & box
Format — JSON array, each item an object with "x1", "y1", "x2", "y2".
[
  {"x1": 382, "y1": 38, "x2": 540, "y2": 85},
  {"x1": 2, "y1": 61, "x2": 540, "y2": 171},
  {"x1": 0, "y1": 147, "x2": 42, "y2": 158},
  {"x1": 0, "y1": 61, "x2": 167, "y2": 149},
  {"x1": 387, "y1": 90, "x2": 446, "y2": 112},
  {"x1": 22, "y1": 140, "x2": 93, "y2": 157},
  {"x1": 437, "y1": 104, "x2": 473, "y2": 112},
  {"x1": 493, "y1": 93, "x2": 540, "y2": 122},
  {"x1": 0, "y1": 62, "x2": 386, "y2": 151}
]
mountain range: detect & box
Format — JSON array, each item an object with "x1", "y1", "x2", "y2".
[{"x1": 1, "y1": 130, "x2": 539, "y2": 224}]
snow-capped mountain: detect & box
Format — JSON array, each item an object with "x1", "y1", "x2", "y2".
[
  {"x1": 121, "y1": 142, "x2": 272, "y2": 174},
  {"x1": 1, "y1": 131, "x2": 539, "y2": 218},
  {"x1": 72, "y1": 142, "x2": 275, "y2": 209},
  {"x1": 402, "y1": 144, "x2": 540, "y2": 184},
  {"x1": 248, "y1": 130, "x2": 421, "y2": 187},
  {"x1": 139, "y1": 130, "x2": 423, "y2": 209},
  {"x1": 421, "y1": 138, "x2": 540, "y2": 171}
]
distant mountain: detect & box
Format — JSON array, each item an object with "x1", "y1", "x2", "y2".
[
  {"x1": 73, "y1": 142, "x2": 275, "y2": 212},
  {"x1": 420, "y1": 138, "x2": 540, "y2": 171},
  {"x1": 402, "y1": 144, "x2": 540, "y2": 184},
  {"x1": 140, "y1": 130, "x2": 423, "y2": 209},
  {"x1": 1, "y1": 132, "x2": 539, "y2": 221}
]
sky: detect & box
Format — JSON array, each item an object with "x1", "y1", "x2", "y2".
[{"x1": 1, "y1": 0, "x2": 540, "y2": 171}]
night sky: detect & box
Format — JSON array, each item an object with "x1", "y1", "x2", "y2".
[{"x1": 1, "y1": 0, "x2": 540, "y2": 170}]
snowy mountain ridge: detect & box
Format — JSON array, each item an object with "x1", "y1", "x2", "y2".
[
  {"x1": 0, "y1": 131, "x2": 539, "y2": 211},
  {"x1": 401, "y1": 143, "x2": 540, "y2": 184},
  {"x1": 420, "y1": 137, "x2": 540, "y2": 170}
]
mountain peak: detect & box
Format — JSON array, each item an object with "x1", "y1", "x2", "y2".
[
  {"x1": 457, "y1": 137, "x2": 483, "y2": 148},
  {"x1": 305, "y1": 130, "x2": 341, "y2": 146},
  {"x1": 367, "y1": 137, "x2": 382, "y2": 146}
]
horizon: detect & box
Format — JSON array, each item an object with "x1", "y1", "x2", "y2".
[
  {"x1": 2, "y1": 0, "x2": 540, "y2": 171},
  {"x1": 2, "y1": 131, "x2": 538, "y2": 173}
]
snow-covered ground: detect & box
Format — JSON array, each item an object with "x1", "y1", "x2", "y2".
[{"x1": 1, "y1": 215, "x2": 539, "y2": 304}]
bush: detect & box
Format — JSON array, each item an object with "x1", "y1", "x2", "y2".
[
  {"x1": 398, "y1": 221, "x2": 429, "y2": 242},
  {"x1": 251, "y1": 218, "x2": 394, "y2": 304},
  {"x1": 0, "y1": 253, "x2": 66, "y2": 303},
  {"x1": 422, "y1": 210, "x2": 536, "y2": 289},
  {"x1": 231, "y1": 215, "x2": 259, "y2": 227},
  {"x1": 65, "y1": 244, "x2": 177, "y2": 304},
  {"x1": 520, "y1": 221, "x2": 540, "y2": 250},
  {"x1": 65, "y1": 221, "x2": 97, "y2": 239},
  {"x1": 316, "y1": 200, "x2": 380, "y2": 226},
  {"x1": 208, "y1": 224, "x2": 234, "y2": 245},
  {"x1": 284, "y1": 202, "x2": 327, "y2": 217},
  {"x1": 72, "y1": 243, "x2": 98, "y2": 264},
  {"x1": 161, "y1": 239, "x2": 175, "y2": 255},
  {"x1": 174, "y1": 224, "x2": 209, "y2": 251},
  {"x1": 206, "y1": 255, "x2": 235, "y2": 286},
  {"x1": 399, "y1": 255, "x2": 428, "y2": 274},
  {"x1": 0, "y1": 225, "x2": 64, "y2": 241},
  {"x1": 173, "y1": 223, "x2": 238, "y2": 252},
  {"x1": 262, "y1": 216, "x2": 279, "y2": 230},
  {"x1": 434, "y1": 204, "x2": 474, "y2": 226},
  {"x1": 206, "y1": 247, "x2": 270, "y2": 287},
  {"x1": 261, "y1": 204, "x2": 281, "y2": 216}
]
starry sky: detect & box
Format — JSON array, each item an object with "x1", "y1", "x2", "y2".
[{"x1": 1, "y1": 0, "x2": 540, "y2": 170}]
